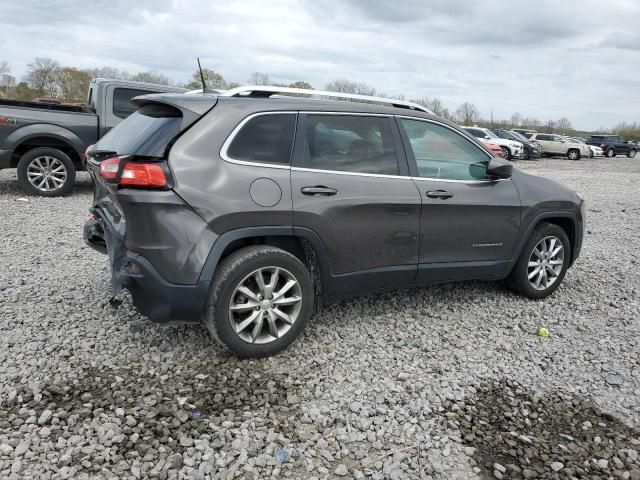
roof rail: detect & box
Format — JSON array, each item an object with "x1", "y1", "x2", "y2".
[{"x1": 219, "y1": 85, "x2": 434, "y2": 114}]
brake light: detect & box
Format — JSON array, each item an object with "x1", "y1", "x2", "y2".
[
  {"x1": 0, "y1": 116, "x2": 9, "y2": 125},
  {"x1": 99, "y1": 156, "x2": 121, "y2": 180},
  {"x1": 120, "y1": 163, "x2": 167, "y2": 187}
]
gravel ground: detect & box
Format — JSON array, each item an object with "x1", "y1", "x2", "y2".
[{"x1": 1, "y1": 157, "x2": 639, "y2": 480}]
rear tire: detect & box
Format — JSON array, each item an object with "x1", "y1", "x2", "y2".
[
  {"x1": 567, "y1": 149, "x2": 580, "y2": 161},
  {"x1": 505, "y1": 222, "x2": 571, "y2": 299},
  {"x1": 628, "y1": 149, "x2": 636, "y2": 158},
  {"x1": 606, "y1": 148, "x2": 615, "y2": 158},
  {"x1": 17, "y1": 147, "x2": 76, "y2": 197},
  {"x1": 204, "y1": 246, "x2": 315, "y2": 358}
]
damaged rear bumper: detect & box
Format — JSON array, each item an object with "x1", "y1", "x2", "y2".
[{"x1": 83, "y1": 211, "x2": 208, "y2": 322}]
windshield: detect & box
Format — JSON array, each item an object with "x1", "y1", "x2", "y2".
[
  {"x1": 510, "y1": 131, "x2": 528, "y2": 142},
  {"x1": 94, "y1": 104, "x2": 182, "y2": 158},
  {"x1": 484, "y1": 130, "x2": 499, "y2": 140}
]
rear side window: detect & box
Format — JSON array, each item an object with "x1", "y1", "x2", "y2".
[
  {"x1": 466, "y1": 128, "x2": 485, "y2": 138},
  {"x1": 113, "y1": 88, "x2": 159, "y2": 119},
  {"x1": 226, "y1": 114, "x2": 296, "y2": 165},
  {"x1": 94, "y1": 103, "x2": 182, "y2": 157},
  {"x1": 301, "y1": 115, "x2": 399, "y2": 175},
  {"x1": 400, "y1": 119, "x2": 489, "y2": 181}
]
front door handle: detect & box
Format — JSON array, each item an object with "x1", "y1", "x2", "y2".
[
  {"x1": 426, "y1": 190, "x2": 453, "y2": 199},
  {"x1": 301, "y1": 186, "x2": 338, "y2": 196}
]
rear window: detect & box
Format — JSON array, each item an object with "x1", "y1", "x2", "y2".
[
  {"x1": 226, "y1": 113, "x2": 296, "y2": 165},
  {"x1": 94, "y1": 103, "x2": 182, "y2": 158}
]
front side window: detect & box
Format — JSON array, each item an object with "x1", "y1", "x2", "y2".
[
  {"x1": 227, "y1": 114, "x2": 296, "y2": 165},
  {"x1": 400, "y1": 119, "x2": 489, "y2": 181},
  {"x1": 301, "y1": 115, "x2": 399, "y2": 175},
  {"x1": 113, "y1": 88, "x2": 158, "y2": 119}
]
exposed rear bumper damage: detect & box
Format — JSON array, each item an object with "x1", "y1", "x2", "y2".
[{"x1": 83, "y1": 210, "x2": 207, "y2": 322}]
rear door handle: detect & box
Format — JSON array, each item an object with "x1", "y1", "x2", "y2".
[
  {"x1": 426, "y1": 190, "x2": 453, "y2": 199},
  {"x1": 301, "y1": 186, "x2": 338, "y2": 196}
]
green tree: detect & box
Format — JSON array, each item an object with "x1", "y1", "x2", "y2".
[
  {"x1": 57, "y1": 67, "x2": 91, "y2": 103},
  {"x1": 14, "y1": 81, "x2": 37, "y2": 101},
  {"x1": 26, "y1": 57, "x2": 60, "y2": 97}
]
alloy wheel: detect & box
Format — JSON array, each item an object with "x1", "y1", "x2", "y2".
[
  {"x1": 228, "y1": 266, "x2": 302, "y2": 344},
  {"x1": 527, "y1": 236, "x2": 565, "y2": 291},
  {"x1": 568, "y1": 150, "x2": 578, "y2": 160},
  {"x1": 26, "y1": 156, "x2": 68, "y2": 192}
]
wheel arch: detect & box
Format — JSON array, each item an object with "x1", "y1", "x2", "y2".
[
  {"x1": 515, "y1": 213, "x2": 579, "y2": 265},
  {"x1": 199, "y1": 226, "x2": 333, "y2": 298},
  {"x1": 8, "y1": 126, "x2": 85, "y2": 168}
]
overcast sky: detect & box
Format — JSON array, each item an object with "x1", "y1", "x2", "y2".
[{"x1": 1, "y1": 0, "x2": 638, "y2": 130}]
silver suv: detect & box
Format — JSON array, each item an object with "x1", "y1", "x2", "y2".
[{"x1": 84, "y1": 86, "x2": 585, "y2": 357}]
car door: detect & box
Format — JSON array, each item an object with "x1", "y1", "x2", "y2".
[
  {"x1": 396, "y1": 117, "x2": 521, "y2": 283},
  {"x1": 291, "y1": 113, "x2": 421, "y2": 295},
  {"x1": 534, "y1": 134, "x2": 555, "y2": 154}
]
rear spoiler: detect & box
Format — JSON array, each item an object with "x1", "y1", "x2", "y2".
[{"x1": 132, "y1": 93, "x2": 218, "y2": 130}]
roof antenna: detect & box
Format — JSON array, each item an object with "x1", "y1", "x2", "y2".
[{"x1": 197, "y1": 58, "x2": 206, "y2": 94}]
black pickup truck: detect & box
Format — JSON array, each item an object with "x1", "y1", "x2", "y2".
[
  {"x1": 0, "y1": 78, "x2": 185, "y2": 196},
  {"x1": 586, "y1": 134, "x2": 637, "y2": 159}
]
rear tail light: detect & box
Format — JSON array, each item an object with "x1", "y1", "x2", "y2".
[
  {"x1": 99, "y1": 156, "x2": 122, "y2": 180},
  {"x1": 120, "y1": 163, "x2": 167, "y2": 187},
  {"x1": 99, "y1": 156, "x2": 169, "y2": 188}
]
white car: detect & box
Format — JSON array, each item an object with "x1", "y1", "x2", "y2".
[
  {"x1": 566, "y1": 136, "x2": 603, "y2": 158},
  {"x1": 463, "y1": 126, "x2": 524, "y2": 160},
  {"x1": 528, "y1": 133, "x2": 591, "y2": 160}
]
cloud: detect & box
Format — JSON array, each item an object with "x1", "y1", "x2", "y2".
[{"x1": 0, "y1": 0, "x2": 638, "y2": 129}]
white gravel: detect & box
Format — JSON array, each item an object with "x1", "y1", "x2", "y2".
[{"x1": 1, "y1": 157, "x2": 639, "y2": 479}]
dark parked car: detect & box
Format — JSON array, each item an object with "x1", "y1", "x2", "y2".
[
  {"x1": 0, "y1": 78, "x2": 185, "y2": 196},
  {"x1": 83, "y1": 86, "x2": 585, "y2": 358},
  {"x1": 492, "y1": 129, "x2": 542, "y2": 160},
  {"x1": 586, "y1": 135, "x2": 637, "y2": 158}
]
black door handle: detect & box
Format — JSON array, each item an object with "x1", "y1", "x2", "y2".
[
  {"x1": 301, "y1": 186, "x2": 338, "y2": 196},
  {"x1": 426, "y1": 190, "x2": 453, "y2": 199}
]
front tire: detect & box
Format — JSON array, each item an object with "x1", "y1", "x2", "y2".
[
  {"x1": 500, "y1": 147, "x2": 512, "y2": 160},
  {"x1": 567, "y1": 149, "x2": 580, "y2": 161},
  {"x1": 17, "y1": 147, "x2": 76, "y2": 197},
  {"x1": 606, "y1": 148, "x2": 615, "y2": 158},
  {"x1": 204, "y1": 246, "x2": 315, "y2": 358},
  {"x1": 628, "y1": 149, "x2": 636, "y2": 158},
  {"x1": 505, "y1": 223, "x2": 571, "y2": 299}
]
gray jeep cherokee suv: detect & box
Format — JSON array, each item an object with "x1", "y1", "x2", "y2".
[{"x1": 84, "y1": 86, "x2": 584, "y2": 358}]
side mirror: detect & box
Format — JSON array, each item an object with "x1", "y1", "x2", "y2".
[
  {"x1": 487, "y1": 157, "x2": 513, "y2": 179},
  {"x1": 484, "y1": 135, "x2": 491, "y2": 139}
]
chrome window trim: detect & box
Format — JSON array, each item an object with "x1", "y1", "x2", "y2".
[
  {"x1": 291, "y1": 166, "x2": 408, "y2": 180},
  {"x1": 220, "y1": 111, "x2": 297, "y2": 170}
]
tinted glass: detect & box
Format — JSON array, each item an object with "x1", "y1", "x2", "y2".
[
  {"x1": 113, "y1": 88, "x2": 158, "y2": 119},
  {"x1": 466, "y1": 128, "x2": 485, "y2": 138},
  {"x1": 537, "y1": 134, "x2": 552, "y2": 141},
  {"x1": 94, "y1": 104, "x2": 182, "y2": 157},
  {"x1": 227, "y1": 114, "x2": 296, "y2": 165},
  {"x1": 494, "y1": 131, "x2": 510, "y2": 139},
  {"x1": 302, "y1": 115, "x2": 398, "y2": 175},
  {"x1": 401, "y1": 119, "x2": 489, "y2": 181}
]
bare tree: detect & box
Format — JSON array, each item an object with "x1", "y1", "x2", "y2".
[
  {"x1": 455, "y1": 102, "x2": 480, "y2": 125},
  {"x1": 521, "y1": 117, "x2": 541, "y2": 129},
  {"x1": 85, "y1": 66, "x2": 131, "y2": 80},
  {"x1": 555, "y1": 117, "x2": 572, "y2": 131},
  {"x1": 543, "y1": 119, "x2": 557, "y2": 133},
  {"x1": 26, "y1": 57, "x2": 60, "y2": 97},
  {"x1": 325, "y1": 79, "x2": 376, "y2": 96},
  {"x1": 186, "y1": 69, "x2": 228, "y2": 90},
  {"x1": 509, "y1": 112, "x2": 522, "y2": 128},
  {"x1": 288, "y1": 81, "x2": 313, "y2": 89},
  {"x1": 0, "y1": 61, "x2": 9, "y2": 75},
  {"x1": 249, "y1": 72, "x2": 271, "y2": 85},
  {"x1": 131, "y1": 70, "x2": 169, "y2": 85}
]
